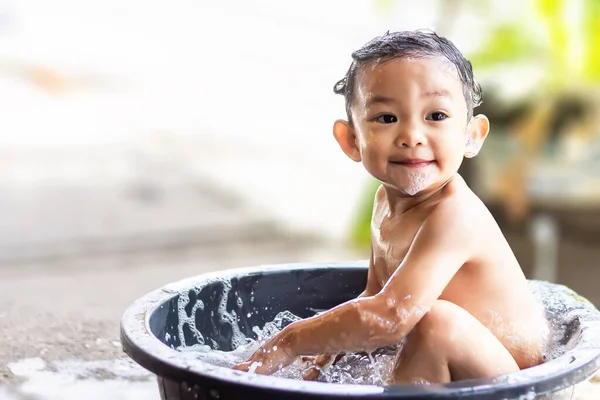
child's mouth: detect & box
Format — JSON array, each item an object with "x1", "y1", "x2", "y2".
[{"x1": 391, "y1": 159, "x2": 433, "y2": 168}]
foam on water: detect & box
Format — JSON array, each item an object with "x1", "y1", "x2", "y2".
[
  {"x1": 177, "y1": 289, "x2": 205, "y2": 346},
  {"x1": 176, "y1": 278, "x2": 248, "y2": 351},
  {"x1": 321, "y1": 347, "x2": 396, "y2": 385},
  {"x1": 529, "y1": 281, "x2": 600, "y2": 361},
  {"x1": 176, "y1": 310, "x2": 397, "y2": 384},
  {"x1": 174, "y1": 278, "x2": 600, "y2": 387}
]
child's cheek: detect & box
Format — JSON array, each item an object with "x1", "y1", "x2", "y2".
[
  {"x1": 366, "y1": 130, "x2": 377, "y2": 145},
  {"x1": 358, "y1": 130, "x2": 375, "y2": 148}
]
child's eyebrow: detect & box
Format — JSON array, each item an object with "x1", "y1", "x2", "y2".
[
  {"x1": 365, "y1": 95, "x2": 396, "y2": 109},
  {"x1": 422, "y1": 90, "x2": 452, "y2": 98}
]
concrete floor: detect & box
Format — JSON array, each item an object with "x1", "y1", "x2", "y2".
[
  {"x1": 0, "y1": 150, "x2": 353, "y2": 399},
  {"x1": 1, "y1": 244, "x2": 350, "y2": 400}
]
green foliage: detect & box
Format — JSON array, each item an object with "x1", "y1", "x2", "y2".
[
  {"x1": 581, "y1": 0, "x2": 600, "y2": 81},
  {"x1": 349, "y1": 178, "x2": 380, "y2": 252},
  {"x1": 468, "y1": 24, "x2": 545, "y2": 70},
  {"x1": 350, "y1": 0, "x2": 600, "y2": 249},
  {"x1": 471, "y1": 0, "x2": 600, "y2": 87}
]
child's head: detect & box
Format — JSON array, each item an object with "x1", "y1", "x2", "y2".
[
  {"x1": 332, "y1": 30, "x2": 489, "y2": 196},
  {"x1": 335, "y1": 31, "x2": 482, "y2": 124}
]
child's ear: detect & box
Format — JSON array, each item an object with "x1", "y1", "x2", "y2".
[
  {"x1": 464, "y1": 114, "x2": 490, "y2": 158},
  {"x1": 333, "y1": 120, "x2": 362, "y2": 162}
]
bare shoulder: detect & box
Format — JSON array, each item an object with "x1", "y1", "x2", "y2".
[{"x1": 425, "y1": 177, "x2": 491, "y2": 244}]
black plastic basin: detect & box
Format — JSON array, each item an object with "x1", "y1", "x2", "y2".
[{"x1": 121, "y1": 261, "x2": 600, "y2": 399}]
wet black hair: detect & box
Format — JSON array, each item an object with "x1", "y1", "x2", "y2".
[{"x1": 334, "y1": 30, "x2": 482, "y2": 123}]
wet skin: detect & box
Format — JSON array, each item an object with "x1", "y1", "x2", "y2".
[{"x1": 233, "y1": 57, "x2": 547, "y2": 382}]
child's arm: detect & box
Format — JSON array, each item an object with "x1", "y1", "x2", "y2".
[
  {"x1": 233, "y1": 250, "x2": 382, "y2": 374},
  {"x1": 301, "y1": 251, "x2": 382, "y2": 380},
  {"x1": 233, "y1": 201, "x2": 472, "y2": 375}
]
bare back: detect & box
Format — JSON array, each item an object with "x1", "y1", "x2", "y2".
[{"x1": 370, "y1": 175, "x2": 547, "y2": 368}]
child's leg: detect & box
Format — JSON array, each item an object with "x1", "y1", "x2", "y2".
[{"x1": 392, "y1": 300, "x2": 519, "y2": 384}]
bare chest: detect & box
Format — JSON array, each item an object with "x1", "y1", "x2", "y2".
[{"x1": 371, "y1": 213, "x2": 423, "y2": 284}]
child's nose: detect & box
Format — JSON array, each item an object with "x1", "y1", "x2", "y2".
[{"x1": 395, "y1": 123, "x2": 427, "y2": 148}]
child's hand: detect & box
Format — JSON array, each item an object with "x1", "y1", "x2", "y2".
[
  {"x1": 301, "y1": 353, "x2": 333, "y2": 380},
  {"x1": 232, "y1": 333, "x2": 296, "y2": 375},
  {"x1": 301, "y1": 353, "x2": 344, "y2": 380}
]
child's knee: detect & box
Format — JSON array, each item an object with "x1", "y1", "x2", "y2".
[{"x1": 414, "y1": 300, "x2": 464, "y2": 345}]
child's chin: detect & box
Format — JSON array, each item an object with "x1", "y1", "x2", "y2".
[
  {"x1": 402, "y1": 188, "x2": 426, "y2": 197},
  {"x1": 383, "y1": 183, "x2": 426, "y2": 197}
]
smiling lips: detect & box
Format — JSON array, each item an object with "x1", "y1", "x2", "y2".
[{"x1": 391, "y1": 159, "x2": 433, "y2": 168}]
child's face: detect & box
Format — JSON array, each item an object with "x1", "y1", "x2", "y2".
[{"x1": 336, "y1": 56, "x2": 487, "y2": 196}]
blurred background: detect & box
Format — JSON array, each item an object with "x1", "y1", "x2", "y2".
[{"x1": 0, "y1": 0, "x2": 599, "y2": 398}]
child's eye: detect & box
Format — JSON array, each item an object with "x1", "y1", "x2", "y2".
[
  {"x1": 373, "y1": 114, "x2": 398, "y2": 124},
  {"x1": 426, "y1": 112, "x2": 448, "y2": 121}
]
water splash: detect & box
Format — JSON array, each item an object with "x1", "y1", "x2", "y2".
[{"x1": 175, "y1": 280, "x2": 600, "y2": 387}]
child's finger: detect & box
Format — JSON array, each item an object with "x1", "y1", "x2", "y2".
[
  {"x1": 231, "y1": 361, "x2": 252, "y2": 372},
  {"x1": 302, "y1": 352, "x2": 346, "y2": 380},
  {"x1": 301, "y1": 353, "x2": 332, "y2": 381},
  {"x1": 302, "y1": 366, "x2": 322, "y2": 381},
  {"x1": 314, "y1": 353, "x2": 332, "y2": 367}
]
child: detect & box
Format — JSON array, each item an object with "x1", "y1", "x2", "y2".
[{"x1": 233, "y1": 30, "x2": 548, "y2": 384}]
